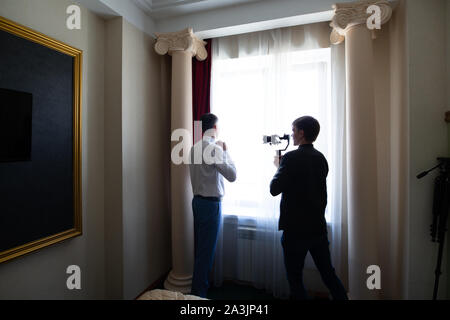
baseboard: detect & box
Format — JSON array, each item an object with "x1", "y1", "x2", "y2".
[{"x1": 134, "y1": 270, "x2": 171, "y2": 300}]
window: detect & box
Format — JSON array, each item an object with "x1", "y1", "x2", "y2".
[{"x1": 211, "y1": 48, "x2": 332, "y2": 222}]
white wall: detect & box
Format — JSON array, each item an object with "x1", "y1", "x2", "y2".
[
  {"x1": 103, "y1": 16, "x2": 173, "y2": 300},
  {"x1": 0, "y1": 0, "x2": 106, "y2": 299},
  {"x1": 121, "y1": 19, "x2": 172, "y2": 300},
  {"x1": 407, "y1": 0, "x2": 449, "y2": 300},
  {"x1": 104, "y1": 17, "x2": 124, "y2": 300}
]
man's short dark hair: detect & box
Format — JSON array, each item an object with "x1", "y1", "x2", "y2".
[
  {"x1": 293, "y1": 116, "x2": 320, "y2": 142},
  {"x1": 200, "y1": 113, "x2": 218, "y2": 133}
]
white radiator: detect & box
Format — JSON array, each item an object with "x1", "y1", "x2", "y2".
[{"x1": 233, "y1": 218, "x2": 333, "y2": 281}]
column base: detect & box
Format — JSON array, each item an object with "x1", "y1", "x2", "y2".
[{"x1": 163, "y1": 270, "x2": 192, "y2": 294}]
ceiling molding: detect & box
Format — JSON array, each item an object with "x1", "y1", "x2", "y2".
[
  {"x1": 76, "y1": 0, "x2": 398, "y2": 40},
  {"x1": 152, "y1": 0, "x2": 208, "y2": 11},
  {"x1": 74, "y1": 0, "x2": 156, "y2": 37},
  {"x1": 195, "y1": 10, "x2": 334, "y2": 39},
  {"x1": 156, "y1": 0, "x2": 350, "y2": 36},
  {"x1": 131, "y1": 0, "x2": 264, "y2": 19}
]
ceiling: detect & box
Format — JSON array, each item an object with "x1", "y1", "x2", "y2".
[{"x1": 131, "y1": 0, "x2": 268, "y2": 19}]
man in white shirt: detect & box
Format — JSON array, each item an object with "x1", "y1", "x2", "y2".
[{"x1": 189, "y1": 113, "x2": 237, "y2": 298}]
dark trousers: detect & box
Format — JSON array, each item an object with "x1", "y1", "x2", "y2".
[
  {"x1": 281, "y1": 231, "x2": 348, "y2": 300},
  {"x1": 191, "y1": 196, "x2": 221, "y2": 298}
]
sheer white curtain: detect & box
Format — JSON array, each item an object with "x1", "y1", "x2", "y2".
[{"x1": 210, "y1": 23, "x2": 347, "y2": 298}]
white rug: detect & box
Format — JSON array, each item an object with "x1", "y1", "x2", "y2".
[{"x1": 137, "y1": 289, "x2": 207, "y2": 300}]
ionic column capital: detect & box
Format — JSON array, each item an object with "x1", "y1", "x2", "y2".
[
  {"x1": 330, "y1": 0, "x2": 393, "y2": 44},
  {"x1": 154, "y1": 28, "x2": 207, "y2": 61}
]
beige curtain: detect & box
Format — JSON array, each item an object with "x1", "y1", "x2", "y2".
[{"x1": 213, "y1": 22, "x2": 331, "y2": 59}]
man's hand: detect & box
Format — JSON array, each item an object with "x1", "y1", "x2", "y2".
[
  {"x1": 216, "y1": 141, "x2": 227, "y2": 151},
  {"x1": 274, "y1": 155, "x2": 283, "y2": 168}
]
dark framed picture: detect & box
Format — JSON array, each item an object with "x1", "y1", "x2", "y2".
[{"x1": 0, "y1": 16, "x2": 82, "y2": 263}]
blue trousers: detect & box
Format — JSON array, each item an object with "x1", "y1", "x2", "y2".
[
  {"x1": 191, "y1": 196, "x2": 221, "y2": 298},
  {"x1": 281, "y1": 231, "x2": 348, "y2": 300}
]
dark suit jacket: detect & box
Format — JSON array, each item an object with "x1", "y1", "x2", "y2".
[{"x1": 270, "y1": 144, "x2": 328, "y2": 237}]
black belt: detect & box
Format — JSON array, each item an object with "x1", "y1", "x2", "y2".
[{"x1": 194, "y1": 195, "x2": 221, "y2": 202}]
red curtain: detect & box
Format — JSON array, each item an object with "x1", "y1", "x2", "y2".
[
  {"x1": 192, "y1": 38, "x2": 212, "y2": 120},
  {"x1": 192, "y1": 39, "x2": 212, "y2": 143}
]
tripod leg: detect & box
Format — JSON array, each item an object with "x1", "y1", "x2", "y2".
[
  {"x1": 433, "y1": 177, "x2": 450, "y2": 300},
  {"x1": 433, "y1": 238, "x2": 446, "y2": 300},
  {"x1": 431, "y1": 176, "x2": 444, "y2": 241}
]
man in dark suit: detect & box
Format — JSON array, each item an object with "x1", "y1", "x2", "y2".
[{"x1": 270, "y1": 116, "x2": 348, "y2": 300}]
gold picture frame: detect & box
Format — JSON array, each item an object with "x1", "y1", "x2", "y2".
[{"x1": 0, "y1": 16, "x2": 82, "y2": 263}]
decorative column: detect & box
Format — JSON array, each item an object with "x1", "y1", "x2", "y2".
[
  {"x1": 154, "y1": 28, "x2": 207, "y2": 293},
  {"x1": 330, "y1": 0, "x2": 392, "y2": 299}
]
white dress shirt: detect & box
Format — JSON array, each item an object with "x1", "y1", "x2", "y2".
[{"x1": 189, "y1": 135, "x2": 237, "y2": 198}]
